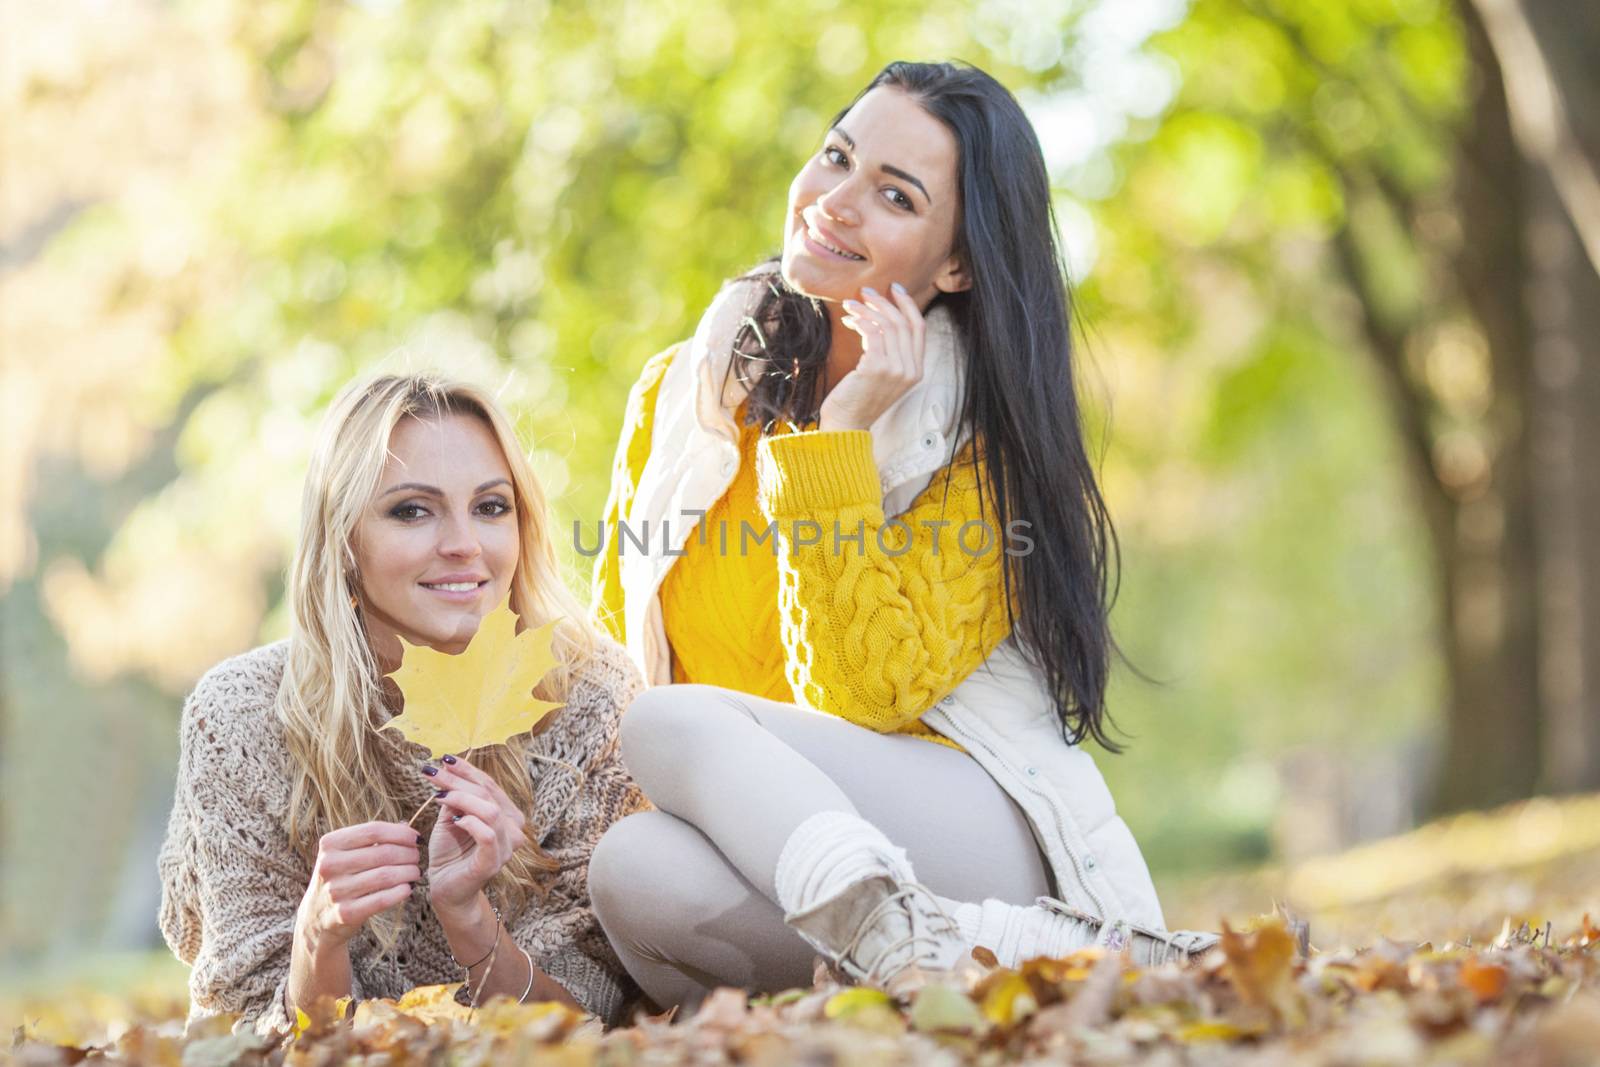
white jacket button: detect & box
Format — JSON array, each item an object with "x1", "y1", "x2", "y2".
[
  {"x1": 1026, "y1": 766, "x2": 1038, "y2": 776},
  {"x1": 940, "y1": 696, "x2": 955, "y2": 707},
  {"x1": 1084, "y1": 854, "x2": 1098, "y2": 872},
  {"x1": 720, "y1": 457, "x2": 735, "y2": 476},
  {"x1": 922, "y1": 432, "x2": 938, "y2": 449}
]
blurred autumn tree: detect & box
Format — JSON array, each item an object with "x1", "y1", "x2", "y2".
[
  {"x1": 1092, "y1": 0, "x2": 1599, "y2": 816},
  {"x1": 1454, "y1": 0, "x2": 1600, "y2": 805}
]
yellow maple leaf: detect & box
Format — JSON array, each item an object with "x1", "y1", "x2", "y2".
[{"x1": 382, "y1": 599, "x2": 563, "y2": 758}]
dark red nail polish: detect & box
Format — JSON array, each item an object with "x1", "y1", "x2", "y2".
[
  {"x1": 442, "y1": 754, "x2": 458, "y2": 765},
  {"x1": 416, "y1": 834, "x2": 425, "y2": 845},
  {"x1": 422, "y1": 765, "x2": 438, "y2": 777},
  {"x1": 435, "y1": 788, "x2": 448, "y2": 798}
]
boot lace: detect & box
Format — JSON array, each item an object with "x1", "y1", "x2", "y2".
[
  {"x1": 837, "y1": 881, "x2": 963, "y2": 987},
  {"x1": 1037, "y1": 896, "x2": 1218, "y2": 966},
  {"x1": 1107, "y1": 922, "x2": 1218, "y2": 965}
]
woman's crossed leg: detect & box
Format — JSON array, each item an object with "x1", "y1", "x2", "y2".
[{"x1": 588, "y1": 683, "x2": 1053, "y2": 1010}]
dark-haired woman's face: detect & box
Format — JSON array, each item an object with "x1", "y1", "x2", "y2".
[{"x1": 781, "y1": 86, "x2": 968, "y2": 307}]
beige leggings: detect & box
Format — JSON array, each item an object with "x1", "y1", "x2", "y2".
[{"x1": 588, "y1": 683, "x2": 1054, "y2": 1011}]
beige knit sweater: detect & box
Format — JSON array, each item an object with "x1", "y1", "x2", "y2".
[{"x1": 157, "y1": 634, "x2": 650, "y2": 1032}]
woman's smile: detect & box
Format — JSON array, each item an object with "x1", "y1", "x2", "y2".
[
  {"x1": 419, "y1": 575, "x2": 491, "y2": 601},
  {"x1": 798, "y1": 216, "x2": 867, "y2": 262}
]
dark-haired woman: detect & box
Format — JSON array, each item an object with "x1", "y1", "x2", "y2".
[{"x1": 586, "y1": 61, "x2": 1215, "y2": 1012}]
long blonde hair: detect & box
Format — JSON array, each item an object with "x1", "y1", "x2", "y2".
[{"x1": 276, "y1": 373, "x2": 598, "y2": 941}]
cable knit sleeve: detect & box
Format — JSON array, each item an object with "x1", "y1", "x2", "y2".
[
  {"x1": 756, "y1": 430, "x2": 1013, "y2": 732},
  {"x1": 591, "y1": 343, "x2": 681, "y2": 644},
  {"x1": 157, "y1": 645, "x2": 330, "y2": 1034},
  {"x1": 509, "y1": 638, "x2": 651, "y2": 1026}
]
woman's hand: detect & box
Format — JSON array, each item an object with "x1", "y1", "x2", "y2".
[
  {"x1": 296, "y1": 821, "x2": 421, "y2": 951},
  {"x1": 421, "y1": 754, "x2": 529, "y2": 920},
  {"x1": 820, "y1": 283, "x2": 927, "y2": 432}
]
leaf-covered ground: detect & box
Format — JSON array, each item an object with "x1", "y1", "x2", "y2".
[{"x1": 10, "y1": 794, "x2": 1600, "y2": 1065}]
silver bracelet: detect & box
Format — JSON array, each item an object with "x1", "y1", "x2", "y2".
[
  {"x1": 449, "y1": 900, "x2": 502, "y2": 972},
  {"x1": 517, "y1": 941, "x2": 536, "y2": 1004}
]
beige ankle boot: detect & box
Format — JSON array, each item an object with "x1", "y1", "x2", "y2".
[
  {"x1": 785, "y1": 878, "x2": 970, "y2": 992},
  {"x1": 1003, "y1": 896, "x2": 1221, "y2": 967},
  {"x1": 952, "y1": 895, "x2": 1220, "y2": 968},
  {"x1": 774, "y1": 811, "x2": 969, "y2": 993}
]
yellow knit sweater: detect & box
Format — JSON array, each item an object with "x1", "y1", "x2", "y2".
[
  {"x1": 591, "y1": 343, "x2": 1013, "y2": 747},
  {"x1": 659, "y1": 398, "x2": 808, "y2": 702}
]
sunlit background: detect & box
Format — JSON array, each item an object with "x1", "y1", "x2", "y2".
[{"x1": 5, "y1": 0, "x2": 1597, "y2": 1013}]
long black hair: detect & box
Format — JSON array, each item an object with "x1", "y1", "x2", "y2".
[{"x1": 725, "y1": 60, "x2": 1122, "y2": 751}]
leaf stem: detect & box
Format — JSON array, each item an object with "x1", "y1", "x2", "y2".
[{"x1": 406, "y1": 793, "x2": 435, "y2": 829}]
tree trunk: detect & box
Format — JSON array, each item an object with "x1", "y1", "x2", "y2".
[
  {"x1": 1464, "y1": 0, "x2": 1600, "y2": 793},
  {"x1": 1428, "y1": 0, "x2": 1544, "y2": 814}
]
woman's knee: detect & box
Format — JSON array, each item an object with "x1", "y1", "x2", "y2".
[
  {"x1": 589, "y1": 810, "x2": 708, "y2": 948},
  {"x1": 618, "y1": 684, "x2": 750, "y2": 790},
  {"x1": 590, "y1": 811, "x2": 669, "y2": 936}
]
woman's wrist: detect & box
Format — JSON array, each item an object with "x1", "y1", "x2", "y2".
[
  {"x1": 431, "y1": 889, "x2": 581, "y2": 1010},
  {"x1": 434, "y1": 889, "x2": 495, "y2": 956},
  {"x1": 295, "y1": 899, "x2": 354, "y2": 957},
  {"x1": 288, "y1": 907, "x2": 355, "y2": 1015}
]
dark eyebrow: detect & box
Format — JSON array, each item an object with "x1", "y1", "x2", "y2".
[
  {"x1": 828, "y1": 126, "x2": 932, "y2": 206},
  {"x1": 380, "y1": 478, "x2": 510, "y2": 497},
  {"x1": 882, "y1": 163, "x2": 930, "y2": 205}
]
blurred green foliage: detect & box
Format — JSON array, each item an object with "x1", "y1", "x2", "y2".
[{"x1": 1083, "y1": 0, "x2": 1465, "y2": 869}]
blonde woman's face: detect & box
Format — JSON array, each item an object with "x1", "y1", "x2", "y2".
[{"x1": 353, "y1": 413, "x2": 519, "y2": 658}]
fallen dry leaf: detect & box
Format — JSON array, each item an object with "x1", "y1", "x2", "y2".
[
  {"x1": 1220, "y1": 914, "x2": 1304, "y2": 1027},
  {"x1": 908, "y1": 983, "x2": 985, "y2": 1034},
  {"x1": 1458, "y1": 957, "x2": 1509, "y2": 1002}
]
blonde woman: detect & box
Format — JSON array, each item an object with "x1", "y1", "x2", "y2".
[{"x1": 158, "y1": 374, "x2": 648, "y2": 1032}]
